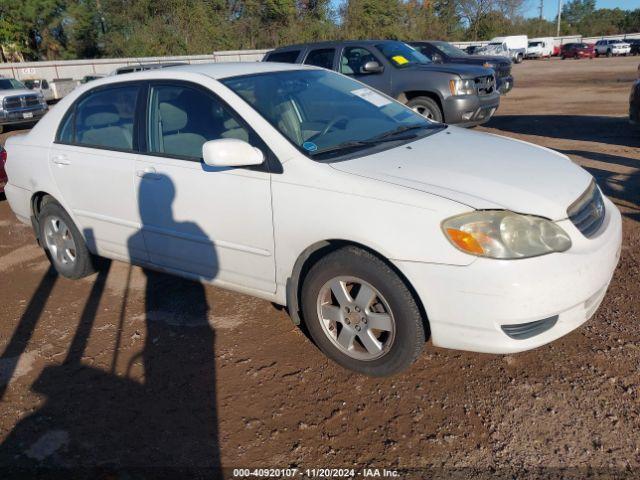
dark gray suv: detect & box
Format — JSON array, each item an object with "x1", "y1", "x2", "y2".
[{"x1": 264, "y1": 40, "x2": 500, "y2": 127}]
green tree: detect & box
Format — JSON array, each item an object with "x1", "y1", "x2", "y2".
[{"x1": 341, "y1": 0, "x2": 403, "y2": 40}]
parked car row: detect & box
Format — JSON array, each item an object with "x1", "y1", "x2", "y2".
[{"x1": 265, "y1": 40, "x2": 502, "y2": 127}]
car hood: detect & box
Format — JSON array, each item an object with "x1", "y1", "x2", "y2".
[
  {"x1": 329, "y1": 127, "x2": 592, "y2": 221},
  {"x1": 0, "y1": 88, "x2": 38, "y2": 97},
  {"x1": 410, "y1": 63, "x2": 492, "y2": 78},
  {"x1": 451, "y1": 55, "x2": 511, "y2": 67}
]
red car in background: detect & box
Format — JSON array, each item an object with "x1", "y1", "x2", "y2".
[
  {"x1": 561, "y1": 43, "x2": 596, "y2": 60},
  {"x1": 0, "y1": 145, "x2": 7, "y2": 194}
]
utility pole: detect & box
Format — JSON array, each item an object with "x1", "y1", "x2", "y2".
[
  {"x1": 556, "y1": 0, "x2": 563, "y2": 37},
  {"x1": 539, "y1": 0, "x2": 544, "y2": 20}
]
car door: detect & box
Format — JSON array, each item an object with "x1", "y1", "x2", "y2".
[
  {"x1": 50, "y1": 82, "x2": 147, "y2": 262},
  {"x1": 134, "y1": 81, "x2": 276, "y2": 293},
  {"x1": 338, "y1": 45, "x2": 391, "y2": 93}
]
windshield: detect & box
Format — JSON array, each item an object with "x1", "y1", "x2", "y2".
[
  {"x1": 528, "y1": 42, "x2": 542, "y2": 47},
  {"x1": 222, "y1": 69, "x2": 443, "y2": 160},
  {"x1": 375, "y1": 42, "x2": 431, "y2": 68},
  {"x1": 0, "y1": 78, "x2": 26, "y2": 90},
  {"x1": 432, "y1": 41, "x2": 468, "y2": 58}
]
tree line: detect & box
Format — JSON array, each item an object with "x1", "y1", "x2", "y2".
[{"x1": 1, "y1": 0, "x2": 640, "y2": 62}]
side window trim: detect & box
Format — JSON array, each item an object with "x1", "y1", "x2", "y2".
[
  {"x1": 139, "y1": 79, "x2": 282, "y2": 174},
  {"x1": 54, "y1": 80, "x2": 145, "y2": 154}
]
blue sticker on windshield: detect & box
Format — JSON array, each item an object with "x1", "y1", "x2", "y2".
[{"x1": 303, "y1": 142, "x2": 318, "y2": 152}]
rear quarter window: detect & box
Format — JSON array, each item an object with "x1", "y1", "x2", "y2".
[{"x1": 265, "y1": 50, "x2": 300, "y2": 63}]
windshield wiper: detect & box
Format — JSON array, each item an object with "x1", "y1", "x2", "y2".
[
  {"x1": 370, "y1": 124, "x2": 433, "y2": 141},
  {"x1": 310, "y1": 124, "x2": 444, "y2": 157}
]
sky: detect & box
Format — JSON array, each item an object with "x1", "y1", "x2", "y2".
[{"x1": 526, "y1": 0, "x2": 640, "y2": 20}]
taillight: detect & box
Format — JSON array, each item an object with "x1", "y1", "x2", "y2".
[{"x1": 0, "y1": 148, "x2": 6, "y2": 167}]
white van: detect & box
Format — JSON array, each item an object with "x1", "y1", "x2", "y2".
[{"x1": 527, "y1": 37, "x2": 555, "y2": 59}]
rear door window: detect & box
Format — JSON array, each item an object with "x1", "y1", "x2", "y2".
[
  {"x1": 304, "y1": 48, "x2": 336, "y2": 70},
  {"x1": 64, "y1": 85, "x2": 140, "y2": 151},
  {"x1": 265, "y1": 50, "x2": 300, "y2": 63}
]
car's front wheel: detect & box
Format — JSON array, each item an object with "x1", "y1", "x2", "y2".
[
  {"x1": 39, "y1": 199, "x2": 96, "y2": 279},
  {"x1": 301, "y1": 246, "x2": 426, "y2": 376},
  {"x1": 406, "y1": 96, "x2": 443, "y2": 123}
]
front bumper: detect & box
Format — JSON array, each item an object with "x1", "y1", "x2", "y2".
[
  {"x1": 395, "y1": 196, "x2": 622, "y2": 354},
  {"x1": 443, "y1": 91, "x2": 500, "y2": 127},
  {"x1": 610, "y1": 48, "x2": 631, "y2": 55},
  {"x1": 0, "y1": 105, "x2": 48, "y2": 126}
]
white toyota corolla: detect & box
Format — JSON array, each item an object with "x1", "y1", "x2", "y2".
[{"x1": 4, "y1": 63, "x2": 622, "y2": 376}]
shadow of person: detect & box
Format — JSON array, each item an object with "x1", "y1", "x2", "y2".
[{"x1": 0, "y1": 175, "x2": 222, "y2": 476}]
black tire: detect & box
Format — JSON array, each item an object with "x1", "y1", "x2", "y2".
[
  {"x1": 300, "y1": 246, "x2": 426, "y2": 377},
  {"x1": 406, "y1": 96, "x2": 443, "y2": 123},
  {"x1": 38, "y1": 199, "x2": 96, "y2": 279},
  {"x1": 561, "y1": 55, "x2": 566, "y2": 60},
  {"x1": 515, "y1": 53, "x2": 524, "y2": 64},
  {"x1": 606, "y1": 49, "x2": 612, "y2": 58}
]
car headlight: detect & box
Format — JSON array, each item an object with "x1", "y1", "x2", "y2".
[
  {"x1": 449, "y1": 78, "x2": 476, "y2": 96},
  {"x1": 442, "y1": 210, "x2": 572, "y2": 259}
]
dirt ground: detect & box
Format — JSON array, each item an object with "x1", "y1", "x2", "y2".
[{"x1": 0, "y1": 56, "x2": 639, "y2": 479}]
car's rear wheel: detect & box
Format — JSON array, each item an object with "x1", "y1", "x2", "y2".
[
  {"x1": 406, "y1": 96, "x2": 443, "y2": 123},
  {"x1": 39, "y1": 200, "x2": 96, "y2": 279},
  {"x1": 606, "y1": 49, "x2": 612, "y2": 57},
  {"x1": 300, "y1": 246, "x2": 426, "y2": 376}
]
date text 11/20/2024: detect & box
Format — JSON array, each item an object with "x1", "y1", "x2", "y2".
[{"x1": 232, "y1": 468, "x2": 400, "y2": 478}]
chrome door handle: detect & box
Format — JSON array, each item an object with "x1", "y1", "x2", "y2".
[
  {"x1": 52, "y1": 154, "x2": 70, "y2": 165},
  {"x1": 136, "y1": 167, "x2": 160, "y2": 179}
]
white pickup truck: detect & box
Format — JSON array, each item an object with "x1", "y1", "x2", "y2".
[
  {"x1": 23, "y1": 78, "x2": 78, "y2": 103},
  {"x1": 0, "y1": 77, "x2": 48, "y2": 133},
  {"x1": 478, "y1": 35, "x2": 528, "y2": 64}
]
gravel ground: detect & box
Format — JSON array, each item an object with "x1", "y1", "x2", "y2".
[{"x1": 0, "y1": 56, "x2": 638, "y2": 479}]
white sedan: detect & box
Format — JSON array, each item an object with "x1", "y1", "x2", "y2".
[{"x1": 4, "y1": 62, "x2": 622, "y2": 376}]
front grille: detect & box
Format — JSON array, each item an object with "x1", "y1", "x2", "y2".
[
  {"x1": 475, "y1": 75, "x2": 495, "y2": 95},
  {"x1": 496, "y1": 66, "x2": 510, "y2": 78},
  {"x1": 567, "y1": 181, "x2": 606, "y2": 238},
  {"x1": 501, "y1": 316, "x2": 559, "y2": 340},
  {"x1": 3, "y1": 95, "x2": 40, "y2": 111}
]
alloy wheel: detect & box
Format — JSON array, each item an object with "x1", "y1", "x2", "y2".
[
  {"x1": 316, "y1": 276, "x2": 396, "y2": 361},
  {"x1": 44, "y1": 215, "x2": 77, "y2": 267},
  {"x1": 411, "y1": 105, "x2": 435, "y2": 119}
]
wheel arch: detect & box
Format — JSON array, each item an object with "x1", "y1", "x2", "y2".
[
  {"x1": 399, "y1": 90, "x2": 443, "y2": 111},
  {"x1": 30, "y1": 191, "x2": 58, "y2": 244},
  {"x1": 285, "y1": 239, "x2": 430, "y2": 338}
]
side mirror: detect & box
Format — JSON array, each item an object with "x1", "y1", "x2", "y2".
[
  {"x1": 362, "y1": 61, "x2": 384, "y2": 74},
  {"x1": 202, "y1": 138, "x2": 264, "y2": 168}
]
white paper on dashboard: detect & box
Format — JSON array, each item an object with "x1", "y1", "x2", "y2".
[{"x1": 350, "y1": 88, "x2": 392, "y2": 107}]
